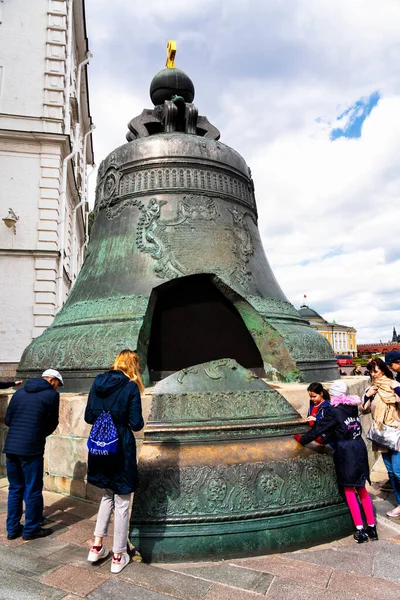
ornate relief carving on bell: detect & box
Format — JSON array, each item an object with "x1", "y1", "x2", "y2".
[
  {"x1": 129, "y1": 360, "x2": 352, "y2": 562},
  {"x1": 18, "y1": 53, "x2": 337, "y2": 390}
]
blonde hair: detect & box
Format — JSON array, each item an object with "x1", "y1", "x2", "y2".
[{"x1": 111, "y1": 349, "x2": 144, "y2": 394}]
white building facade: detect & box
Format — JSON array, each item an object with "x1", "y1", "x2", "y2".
[
  {"x1": 0, "y1": 0, "x2": 94, "y2": 377},
  {"x1": 298, "y1": 304, "x2": 357, "y2": 357}
]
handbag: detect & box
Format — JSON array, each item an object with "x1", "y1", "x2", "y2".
[{"x1": 366, "y1": 421, "x2": 400, "y2": 451}]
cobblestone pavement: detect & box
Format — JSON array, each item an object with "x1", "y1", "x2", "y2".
[{"x1": 1, "y1": 463, "x2": 400, "y2": 600}]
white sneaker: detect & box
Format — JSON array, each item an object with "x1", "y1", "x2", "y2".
[
  {"x1": 111, "y1": 552, "x2": 130, "y2": 573},
  {"x1": 87, "y1": 545, "x2": 108, "y2": 563},
  {"x1": 386, "y1": 506, "x2": 400, "y2": 518}
]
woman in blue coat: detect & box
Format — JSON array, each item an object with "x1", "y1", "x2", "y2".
[{"x1": 85, "y1": 349, "x2": 144, "y2": 573}]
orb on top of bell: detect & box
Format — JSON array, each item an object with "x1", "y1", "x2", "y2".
[{"x1": 149, "y1": 39, "x2": 195, "y2": 106}]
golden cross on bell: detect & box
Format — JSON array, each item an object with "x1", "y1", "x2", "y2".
[{"x1": 166, "y1": 40, "x2": 176, "y2": 68}]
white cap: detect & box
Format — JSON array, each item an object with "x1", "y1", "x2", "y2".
[
  {"x1": 329, "y1": 380, "x2": 347, "y2": 397},
  {"x1": 42, "y1": 369, "x2": 64, "y2": 386}
]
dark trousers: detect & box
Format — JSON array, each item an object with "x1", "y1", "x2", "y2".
[{"x1": 6, "y1": 454, "x2": 44, "y2": 537}]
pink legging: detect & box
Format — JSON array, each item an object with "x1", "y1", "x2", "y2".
[{"x1": 344, "y1": 486, "x2": 375, "y2": 527}]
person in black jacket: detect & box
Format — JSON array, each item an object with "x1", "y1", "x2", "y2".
[
  {"x1": 85, "y1": 349, "x2": 144, "y2": 574},
  {"x1": 294, "y1": 380, "x2": 378, "y2": 543},
  {"x1": 0, "y1": 380, "x2": 22, "y2": 389},
  {"x1": 3, "y1": 368, "x2": 62, "y2": 540}
]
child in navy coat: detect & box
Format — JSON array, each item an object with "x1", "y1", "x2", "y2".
[
  {"x1": 295, "y1": 380, "x2": 377, "y2": 543},
  {"x1": 305, "y1": 382, "x2": 331, "y2": 444}
]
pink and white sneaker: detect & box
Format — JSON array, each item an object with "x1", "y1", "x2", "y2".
[
  {"x1": 111, "y1": 552, "x2": 130, "y2": 573},
  {"x1": 87, "y1": 545, "x2": 109, "y2": 563}
]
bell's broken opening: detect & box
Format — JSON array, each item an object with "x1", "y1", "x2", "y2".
[{"x1": 147, "y1": 274, "x2": 265, "y2": 381}]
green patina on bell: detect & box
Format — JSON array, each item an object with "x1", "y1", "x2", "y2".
[
  {"x1": 18, "y1": 56, "x2": 337, "y2": 390},
  {"x1": 17, "y1": 45, "x2": 350, "y2": 562},
  {"x1": 130, "y1": 360, "x2": 352, "y2": 562}
]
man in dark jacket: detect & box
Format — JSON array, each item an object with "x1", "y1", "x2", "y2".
[
  {"x1": 3, "y1": 369, "x2": 62, "y2": 540},
  {"x1": 385, "y1": 350, "x2": 400, "y2": 384}
]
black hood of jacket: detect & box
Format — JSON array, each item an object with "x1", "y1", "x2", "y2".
[
  {"x1": 92, "y1": 370, "x2": 129, "y2": 397},
  {"x1": 24, "y1": 378, "x2": 54, "y2": 394}
]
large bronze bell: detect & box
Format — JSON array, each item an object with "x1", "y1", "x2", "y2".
[
  {"x1": 18, "y1": 60, "x2": 337, "y2": 390},
  {"x1": 17, "y1": 48, "x2": 350, "y2": 562}
]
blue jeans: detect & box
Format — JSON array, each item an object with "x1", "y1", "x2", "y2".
[
  {"x1": 6, "y1": 454, "x2": 44, "y2": 537},
  {"x1": 382, "y1": 450, "x2": 400, "y2": 505}
]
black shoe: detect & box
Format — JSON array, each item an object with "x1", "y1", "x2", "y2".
[
  {"x1": 354, "y1": 528, "x2": 368, "y2": 543},
  {"x1": 22, "y1": 527, "x2": 53, "y2": 541},
  {"x1": 7, "y1": 526, "x2": 23, "y2": 540},
  {"x1": 365, "y1": 525, "x2": 379, "y2": 540}
]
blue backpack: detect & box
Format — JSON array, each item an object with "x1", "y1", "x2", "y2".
[{"x1": 87, "y1": 389, "x2": 122, "y2": 457}]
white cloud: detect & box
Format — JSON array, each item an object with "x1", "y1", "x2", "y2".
[{"x1": 85, "y1": 0, "x2": 400, "y2": 345}]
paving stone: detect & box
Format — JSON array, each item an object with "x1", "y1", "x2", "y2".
[
  {"x1": 53, "y1": 545, "x2": 114, "y2": 573},
  {"x1": 230, "y1": 555, "x2": 332, "y2": 588},
  {"x1": 329, "y1": 569, "x2": 400, "y2": 599},
  {"x1": 156, "y1": 560, "x2": 222, "y2": 570},
  {"x1": 119, "y1": 560, "x2": 212, "y2": 599},
  {"x1": 287, "y1": 546, "x2": 374, "y2": 576},
  {"x1": 372, "y1": 520, "x2": 400, "y2": 540},
  {"x1": 0, "y1": 530, "x2": 25, "y2": 548},
  {"x1": 16, "y1": 536, "x2": 70, "y2": 558},
  {"x1": 289, "y1": 538, "x2": 343, "y2": 553},
  {"x1": 88, "y1": 578, "x2": 180, "y2": 599},
  {"x1": 67, "y1": 503, "x2": 98, "y2": 520},
  {"x1": 46, "y1": 510, "x2": 83, "y2": 526},
  {"x1": 55, "y1": 519, "x2": 96, "y2": 546},
  {"x1": 376, "y1": 514, "x2": 400, "y2": 537},
  {"x1": 266, "y1": 576, "x2": 358, "y2": 600},
  {"x1": 321, "y1": 537, "x2": 379, "y2": 556},
  {"x1": 43, "y1": 494, "x2": 97, "y2": 519},
  {"x1": 0, "y1": 544, "x2": 58, "y2": 578},
  {"x1": 203, "y1": 583, "x2": 265, "y2": 599},
  {"x1": 0, "y1": 508, "x2": 68, "y2": 540},
  {"x1": 175, "y1": 564, "x2": 273, "y2": 594},
  {"x1": 43, "y1": 490, "x2": 72, "y2": 506},
  {"x1": 0, "y1": 568, "x2": 66, "y2": 600},
  {"x1": 45, "y1": 543, "x2": 92, "y2": 565},
  {"x1": 40, "y1": 564, "x2": 109, "y2": 596},
  {"x1": 336, "y1": 534, "x2": 375, "y2": 548},
  {"x1": 373, "y1": 542, "x2": 400, "y2": 583}
]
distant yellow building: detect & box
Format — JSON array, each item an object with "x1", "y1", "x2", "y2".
[{"x1": 298, "y1": 304, "x2": 357, "y2": 356}]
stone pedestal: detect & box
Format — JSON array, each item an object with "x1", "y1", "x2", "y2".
[
  {"x1": 0, "y1": 377, "x2": 371, "y2": 505},
  {"x1": 0, "y1": 390, "x2": 153, "y2": 501}
]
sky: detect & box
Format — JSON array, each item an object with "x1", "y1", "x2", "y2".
[{"x1": 84, "y1": 0, "x2": 400, "y2": 345}]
